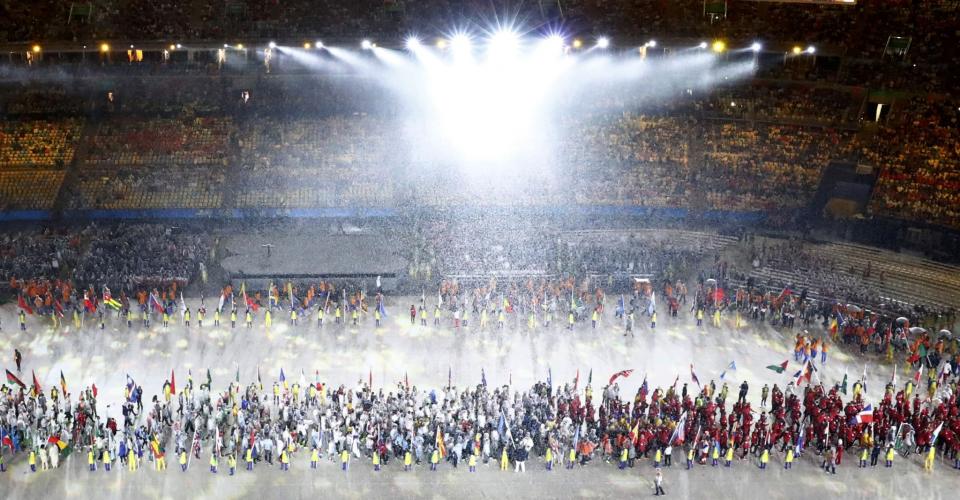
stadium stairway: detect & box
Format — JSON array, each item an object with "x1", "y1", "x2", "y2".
[{"x1": 51, "y1": 119, "x2": 98, "y2": 215}]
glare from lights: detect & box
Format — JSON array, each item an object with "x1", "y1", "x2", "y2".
[
  {"x1": 490, "y1": 29, "x2": 521, "y2": 52},
  {"x1": 361, "y1": 39, "x2": 373, "y2": 50},
  {"x1": 596, "y1": 37, "x2": 610, "y2": 49},
  {"x1": 792, "y1": 46, "x2": 802, "y2": 55},
  {"x1": 176, "y1": 44, "x2": 182, "y2": 49},
  {"x1": 100, "y1": 43, "x2": 110, "y2": 53},
  {"x1": 32, "y1": 45, "x2": 41, "y2": 53},
  {"x1": 572, "y1": 39, "x2": 583, "y2": 49},
  {"x1": 268, "y1": 41, "x2": 277, "y2": 49},
  {"x1": 315, "y1": 41, "x2": 323, "y2": 49},
  {"x1": 223, "y1": 44, "x2": 228, "y2": 48},
  {"x1": 405, "y1": 36, "x2": 422, "y2": 51},
  {"x1": 436, "y1": 39, "x2": 448, "y2": 49},
  {"x1": 646, "y1": 40, "x2": 657, "y2": 48},
  {"x1": 806, "y1": 45, "x2": 816, "y2": 54},
  {"x1": 130, "y1": 45, "x2": 135, "y2": 49},
  {"x1": 236, "y1": 44, "x2": 243, "y2": 50},
  {"x1": 303, "y1": 42, "x2": 311, "y2": 49},
  {"x1": 450, "y1": 33, "x2": 472, "y2": 52},
  {"x1": 544, "y1": 34, "x2": 565, "y2": 52},
  {"x1": 169, "y1": 44, "x2": 176, "y2": 51},
  {"x1": 750, "y1": 42, "x2": 762, "y2": 52},
  {"x1": 711, "y1": 40, "x2": 726, "y2": 53},
  {"x1": 698, "y1": 42, "x2": 708, "y2": 49}
]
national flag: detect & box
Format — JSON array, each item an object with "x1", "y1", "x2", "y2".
[
  {"x1": 669, "y1": 411, "x2": 688, "y2": 445},
  {"x1": 690, "y1": 364, "x2": 700, "y2": 388},
  {"x1": 368, "y1": 369, "x2": 372, "y2": 388},
  {"x1": 840, "y1": 371, "x2": 848, "y2": 395},
  {"x1": 257, "y1": 365, "x2": 262, "y2": 390},
  {"x1": 149, "y1": 292, "x2": 164, "y2": 313},
  {"x1": 92, "y1": 383, "x2": 98, "y2": 398},
  {"x1": 235, "y1": 365, "x2": 240, "y2": 383},
  {"x1": 932, "y1": 422, "x2": 944, "y2": 443},
  {"x1": 608, "y1": 369, "x2": 633, "y2": 385},
  {"x1": 481, "y1": 368, "x2": 487, "y2": 387},
  {"x1": 206, "y1": 368, "x2": 212, "y2": 389},
  {"x1": 435, "y1": 427, "x2": 447, "y2": 457},
  {"x1": 720, "y1": 362, "x2": 735, "y2": 382},
  {"x1": 170, "y1": 369, "x2": 176, "y2": 395},
  {"x1": 103, "y1": 287, "x2": 122, "y2": 310},
  {"x1": 890, "y1": 364, "x2": 897, "y2": 388},
  {"x1": 279, "y1": 368, "x2": 286, "y2": 387},
  {"x1": 32, "y1": 370, "x2": 42, "y2": 396},
  {"x1": 777, "y1": 286, "x2": 792, "y2": 301},
  {"x1": 547, "y1": 367, "x2": 552, "y2": 391},
  {"x1": 640, "y1": 374, "x2": 648, "y2": 394},
  {"x1": 913, "y1": 364, "x2": 923, "y2": 385},
  {"x1": 629, "y1": 419, "x2": 640, "y2": 443},
  {"x1": 572, "y1": 423, "x2": 581, "y2": 449},
  {"x1": 448, "y1": 366, "x2": 452, "y2": 388},
  {"x1": 573, "y1": 369, "x2": 580, "y2": 392},
  {"x1": 766, "y1": 360, "x2": 788, "y2": 374},
  {"x1": 5, "y1": 369, "x2": 25, "y2": 389},
  {"x1": 60, "y1": 371, "x2": 67, "y2": 395},
  {"x1": 587, "y1": 368, "x2": 592, "y2": 385},
  {"x1": 648, "y1": 291, "x2": 656, "y2": 315},
  {"x1": 18, "y1": 294, "x2": 34, "y2": 315},
  {"x1": 850, "y1": 405, "x2": 874, "y2": 425},
  {"x1": 404, "y1": 372, "x2": 409, "y2": 390},
  {"x1": 47, "y1": 436, "x2": 68, "y2": 451},
  {"x1": 497, "y1": 412, "x2": 506, "y2": 438},
  {"x1": 218, "y1": 292, "x2": 225, "y2": 313},
  {"x1": 54, "y1": 300, "x2": 64, "y2": 318},
  {"x1": 437, "y1": 288, "x2": 443, "y2": 306},
  {"x1": 180, "y1": 292, "x2": 187, "y2": 319}
]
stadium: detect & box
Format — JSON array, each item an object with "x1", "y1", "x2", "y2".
[{"x1": 0, "y1": 1, "x2": 958, "y2": 498}]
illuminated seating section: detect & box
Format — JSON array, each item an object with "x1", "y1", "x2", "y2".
[
  {"x1": 0, "y1": 171, "x2": 65, "y2": 210},
  {"x1": 0, "y1": 119, "x2": 83, "y2": 168},
  {"x1": 234, "y1": 117, "x2": 395, "y2": 208},
  {"x1": 84, "y1": 117, "x2": 231, "y2": 168},
  {"x1": 69, "y1": 168, "x2": 224, "y2": 210},
  {"x1": 867, "y1": 105, "x2": 960, "y2": 230}
]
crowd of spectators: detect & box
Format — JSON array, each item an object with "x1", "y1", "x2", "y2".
[
  {"x1": 866, "y1": 99, "x2": 960, "y2": 230},
  {"x1": 0, "y1": 75, "x2": 954, "y2": 231},
  {"x1": 0, "y1": 119, "x2": 83, "y2": 169},
  {"x1": 1, "y1": 223, "x2": 210, "y2": 293}
]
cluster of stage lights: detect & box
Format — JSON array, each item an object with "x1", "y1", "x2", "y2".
[{"x1": 32, "y1": 37, "x2": 812, "y2": 55}]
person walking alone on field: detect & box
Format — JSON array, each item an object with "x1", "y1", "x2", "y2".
[{"x1": 654, "y1": 468, "x2": 665, "y2": 496}]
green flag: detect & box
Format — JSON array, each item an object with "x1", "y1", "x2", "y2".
[
  {"x1": 766, "y1": 360, "x2": 788, "y2": 374},
  {"x1": 840, "y1": 373, "x2": 848, "y2": 395}
]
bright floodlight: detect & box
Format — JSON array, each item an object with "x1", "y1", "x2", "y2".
[
  {"x1": 544, "y1": 34, "x2": 565, "y2": 52},
  {"x1": 712, "y1": 40, "x2": 726, "y2": 53},
  {"x1": 750, "y1": 42, "x2": 762, "y2": 52},
  {"x1": 405, "y1": 36, "x2": 422, "y2": 51},
  {"x1": 572, "y1": 39, "x2": 583, "y2": 49},
  {"x1": 647, "y1": 40, "x2": 657, "y2": 48},
  {"x1": 235, "y1": 43, "x2": 243, "y2": 50},
  {"x1": 450, "y1": 33, "x2": 472, "y2": 52},
  {"x1": 268, "y1": 41, "x2": 276, "y2": 49},
  {"x1": 806, "y1": 45, "x2": 816, "y2": 54},
  {"x1": 361, "y1": 39, "x2": 373, "y2": 50},
  {"x1": 303, "y1": 42, "x2": 311, "y2": 49},
  {"x1": 596, "y1": 36, "x2": 610, "y2": 49},
  {"x1": 490, "y1": 29, "x2": 521, "y2": 52},
  {"x1": 315, "y1": 41, "x2": 323, "y2": 49},
  {"x1": 792, "y1": 46, "x2": 802, "y2": 55},
  {"x1": 698, "y1": 42, "x2": 708, "y2": 49}
]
